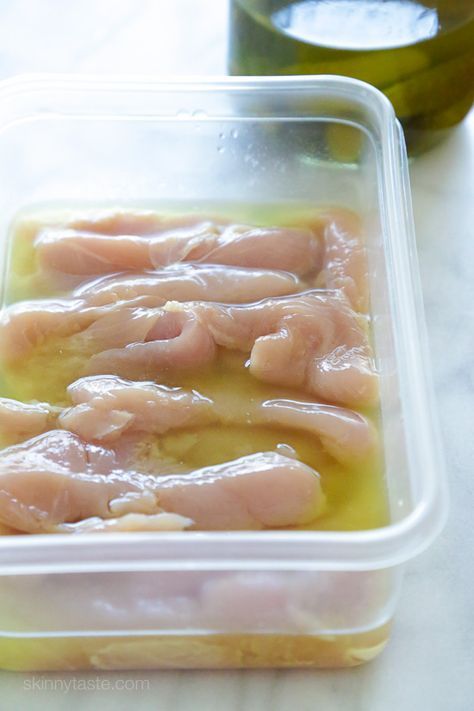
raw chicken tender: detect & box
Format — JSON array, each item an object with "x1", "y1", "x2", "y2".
[
  {"x1": 148, "y1": 223, "x2": 321, "y2": 275},
  {"x1": 0, "y1": 377, "x2": 372, "y2": 463},
  {"x1": 0, "y1": 431, "x2": 324, "y2": 533},
  {"x1": 0, "y1": 297, "x2": 125, "y2": 362},
  {"x1": 313, "y1": 209, "x2": 369, "y2": 312},
  {"x1": 86, "y1": 291, "x2": 377, "y2": 407},
  {"x1": 57, "y1": 376, "x2": 375, "y2": 463},
  {"x1": 28, "y1": 211, "x2": 224, "y2": 290},
  {"x1": 248, "y1": 399, "x2": 377, "y2": 464},
  {"x1": 82, "y1": 305, "x2": 217, "y2": 375},
  {"x1": 35, "y1": 220, "x2": 321, "y2": 282},
  {"x1": 200, "y1": 573, "x2": 294, "y2": 630},
  {"x1": 28, "y1": 207, "x2": 369, "y2": 310},
  {"x1": 59, "y1": 376, "x2": 214, "y2": 442},
  {"x1": 166, "y1": 291, "x2": 378, "y2": 406},
  {"x1": 0, "y1": 266, "x2": 300, "y2": 362},
  {"x1": 141, "y1": 451, "x2": 325, "y2": 531},
  {"x1": 0, "y1": 296, "x2": 202, "y2": 363},
  {"x1": 0, "y1": 430, "x2": 146, "y2": 533},
  {"x1": 0, "y1": 398, "x2": 54, "y2": 443},
  {"x1": 74, "y1": 265, "x2": 301, "y2": 306}
]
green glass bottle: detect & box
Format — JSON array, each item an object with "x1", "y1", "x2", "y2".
[{"x1": 229, "y1": 0, "x2": 474, "y2": 154}]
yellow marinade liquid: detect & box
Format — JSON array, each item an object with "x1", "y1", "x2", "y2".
[
  {"x1": 0, "y1": 204, "x2": 389, "y2": 533},
  {"x1": 0, "y1": 205, "x2": 392, "y2": 672}
]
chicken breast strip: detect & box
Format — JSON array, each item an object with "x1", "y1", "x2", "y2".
[
  {"x1": 0, "y1": 376, "x2": 376, "y2": 464},
  {"x1": 0, "y1": 431, "x2": 324, "y2": 533},
  {"x1": 313, "y1": 208, "x2": 369, "y2": 313},
  {"x1": 0, "y1": 265, "x2": 301, "y2": 362},
  {"x1": 35, "y1": 220, "x2": 321, "y2": 282},
  {"x1": 85, "y1": 291, "x2": 378, "y2": 407}
]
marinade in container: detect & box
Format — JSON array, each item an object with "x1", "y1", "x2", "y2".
[
  {"x1": 0, "y1": 75, "x2": 447, "y2": 672},
  {"x1": 229, "y1": 0, "x2": 474, "y2": 154},
  {"x1": 0, "y1": 205, "x2": 387, "y2": 537}
]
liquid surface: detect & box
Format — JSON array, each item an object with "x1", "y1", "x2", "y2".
[
  {"x1": 0, "y1": 205, "x2": 388, "y2": 533},
  {"x1": 273, "y1": 0, "x2": 439, "y2": 50}
]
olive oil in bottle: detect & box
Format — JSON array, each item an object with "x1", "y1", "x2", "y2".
[{"x1": 229, "y1": 0, "x2": 474, "y2": 154}]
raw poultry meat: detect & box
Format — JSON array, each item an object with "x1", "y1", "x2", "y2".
[
  {"x1": 0, "y1": 376, "x2": 376, "y2": 465},
  {"x1": 246, "y1": 399, "x2": 376, "y2": 464},
  {"x1": 0, "y1": 265, "x2": 301, "y2": 362},
  {"x1": 58, "y1": 376, "x2": 214, "y2": 442},
  {"x1": 35, "y1": 220, "x2": 322, "y2": 283},
  {"x1": 0, "y1": 398, "x2": 55, "y2": 443},
  {"x1": 1, "y1": 290, "x2": 377, "y2": 408},
  {"x1": 0, "y1": 431, "x2": 324, "y2": 533},
  {"x1": 313, "y1": 209, "x2": 369, "y2": 312},
  {"x1": 0, "y1": 206, "x2": 380, "y2": 537},
  {"x1": 0, "y1": 297, "x2": 115, "y2": 362},
  {"x1": 85, "y1": 291, "x2": 377, "y2": 407},
  {"x1": 74, "y1": 264, "x2": 301, "y2": 306},
  {"x1": 62, "y1": 376, "x2": 375, "y2": 463}
]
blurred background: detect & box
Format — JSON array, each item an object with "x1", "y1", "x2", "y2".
[{"x1": 0, "y1": 0, "x2": 228, "y2": 76}]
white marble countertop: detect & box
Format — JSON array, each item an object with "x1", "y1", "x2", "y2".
[{"x1": 0, "y1": 2, "x2": 473, "y2": 709}]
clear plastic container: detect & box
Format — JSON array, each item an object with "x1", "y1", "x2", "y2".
[{"x1": 0, "y1": 75, "x2": 447, "y2": 670}]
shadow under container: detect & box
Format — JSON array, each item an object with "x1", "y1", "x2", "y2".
[{"x1": 0, "y1": 76, "x2": 447, "y2": 670}]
